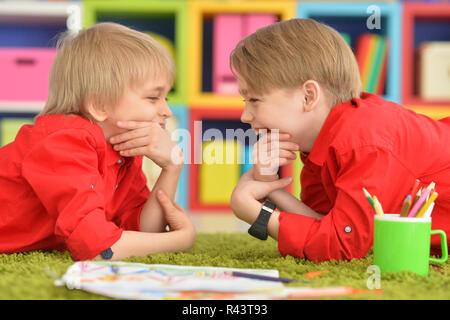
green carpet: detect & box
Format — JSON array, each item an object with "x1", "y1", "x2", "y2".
[{"x1": 0, "y1": 233, "x2": 449, "y2": 300}]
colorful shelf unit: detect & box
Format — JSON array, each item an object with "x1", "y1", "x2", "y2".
[
  {"x1": 83, "y1": 0, "x2": 188, "y2": 104},
  {"x1": 187, "y1": 0, "x2": 295, "y2": 108},
  {"x1": 402, "y1": 2, "x2": 450, "y2": 117},
  {"x1": 297, "y1": 2, "x2": 402, "y2": 104}
]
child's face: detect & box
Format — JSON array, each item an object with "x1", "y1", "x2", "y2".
[
  {"x1": 238, "y1": 79, "x2": 325, "y2": 153},
  {"x1": 101, "y1": 73, "x2": 173, "y2": 140}
]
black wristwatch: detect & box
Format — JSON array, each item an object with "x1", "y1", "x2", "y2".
[{"x1": 248, "y1": 200, "x2": 276, "y2": 240}]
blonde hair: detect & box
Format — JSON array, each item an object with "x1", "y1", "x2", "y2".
[
  {"x1": 230, "y1": 18, "x2": 361, "y2": 107},
  {"x1": 41, "y1": 22, "x2": 175, "y2": 119}
]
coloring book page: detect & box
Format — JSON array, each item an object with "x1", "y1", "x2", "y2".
[{"x1": 56, "y1": 261, "x2": 283, "y2": 299}]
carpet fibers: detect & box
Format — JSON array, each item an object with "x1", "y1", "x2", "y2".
[{"x1": 0, "y1": 233, "x2": 449, "y2": 300}]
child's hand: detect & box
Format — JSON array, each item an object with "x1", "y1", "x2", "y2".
[
  {"x1": 109, "y1": 121, "x2": 184, "y2": 169},
  {"x1": 252, "y1": 131, "x2": 299, "y2": 182},
  {"x1": 156, "y1": 190, "x2": 196, "y2": 237},
  {"x1": 230, "y1": 169, "x2": 292, "y2": 220}
]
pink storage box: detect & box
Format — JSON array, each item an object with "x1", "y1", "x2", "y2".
[
  {"x1": 213, "y1": 14, "x2": 276, "y2": 95},
  {"x1": 0, "y1": 48, "x2": 57, "y2": 101},
  {"x1": 213, "y1": 14, "x2": 243, "y2": 95}
]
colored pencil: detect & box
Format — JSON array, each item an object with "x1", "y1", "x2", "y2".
[
  {"x1": 362, "y1": 188, "x2": 375, "y2": 211},
  {"x1": 422, "y1": 202, "x2": 436, "y2": 219},
  {"x1": 372, "y1": 196, "x2": 384, "y2": 216},
  {"x1": 415, "y1": 192, "x2": 438, "y2": 218},
  {"x1": 425, "y1": 182, "x2": 435, "y2": 200},
  {"x1": 408, "y1": 188, "x2": 431, "y2": 217},
  {"x1": 411, "y1": 188, "x2": 422, "y2": 208},
  {"x1": 230, "y1": 271, "x2": 296, "y2": 283},
  {"x1": 400, "y1": 195, "x2": 412, "y2": 217},
  {"x1": 426, "y1": 182, "x2": 435, "y2": 191},
  {"x1": 409, "y1": 179, "x2": 421, "y2": 202}
]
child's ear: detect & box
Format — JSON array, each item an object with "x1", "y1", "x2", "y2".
[
  {"x1": 302, "y1": 80, "x2": 320, "y2": 112},
  {"x1": 86, "y1": 100, "x2": 108, "y2": 122}
]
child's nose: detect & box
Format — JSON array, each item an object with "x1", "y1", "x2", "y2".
[
  {"x1": 160, "y1": 101, "x2": 173, "y2": 118},
  {"x1": 240, "y1": 108, "x2": 253, "y2": 124}
]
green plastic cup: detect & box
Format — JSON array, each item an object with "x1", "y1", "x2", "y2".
[{"x1": 373, "y1": 214, "x2": 448, "y2": 276}]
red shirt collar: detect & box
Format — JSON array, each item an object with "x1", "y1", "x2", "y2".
[{"x1": 306, "y1": 92, "x2": 376, "y2": 166}]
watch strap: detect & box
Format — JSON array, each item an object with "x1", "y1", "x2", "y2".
[
  {"x1": 100, "y1": 248, "x2": 114, "y2": 260},
  {"x1": 248, "y1": 200, "x2": 276, "y2": 240}
]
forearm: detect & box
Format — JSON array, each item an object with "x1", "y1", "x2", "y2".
[
  {"x1": 139, "y1": 164, "x2": 183, "y2": 232},
  {"x1": 267, "y1": 189, "x2": 293, "y2": 212},
  {"x1": 97, "y1": 229, "x2": 195, "y2": 261},
  {"x1": 231, "y1": 195, "x2": 281, "y2": 240},
  {"x1": 268, "y1": 189, "x2": 323, "y2": 220},
  {"x1": 231, "y1": 189, "x2": 322, "y2": 241}
]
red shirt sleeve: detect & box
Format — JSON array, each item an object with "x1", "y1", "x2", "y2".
[
  {"x1": 22, "y1": 129, "x2": 123, "y2": 261},
  {"x1": 278, "y1": 146, "x2": 414, "y2": 262}
]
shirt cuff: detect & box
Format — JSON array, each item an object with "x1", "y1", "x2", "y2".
[
  {"x1": 278, "y1": 211, "x2": 318, "y2": 259},
  {"x1": 66, "y1": 210, "x2": 123, "y2": 261}
]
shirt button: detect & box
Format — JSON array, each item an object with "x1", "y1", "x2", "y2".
[
  {"x1": 90, "y1": 184, "x2": 94, "y2": 189},
  {"x1": 344, "y1": 226, "x2": 352, "y2": 233},
  {"x1": 115, "y1": 184, "x2": 118, "y2": 190},
  {"x1": 116, "y1": 158, "x2": 123, "y2": 165}
]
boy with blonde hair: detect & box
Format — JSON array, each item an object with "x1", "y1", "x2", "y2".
[
  {"x1": 230, "y1": 18, "x2": 450, "y2": 261},
  {"x1": 0, "y1": 23, "x2": 195, "y2": 261}
]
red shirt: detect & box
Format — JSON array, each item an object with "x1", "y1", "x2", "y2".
[
  {"x1": 278, "y1": 93, "x2": 450, "y2": 262},
  {"x1": 0, "y1": 114, "x2": 150, "y2": 261}
]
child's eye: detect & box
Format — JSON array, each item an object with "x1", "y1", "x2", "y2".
[
  {"x1": 242, "y1": 98, "x2": 259, "y2": 103},
  {"x1": 147, "y1": 97, "x2": 169, "y2": 102}
]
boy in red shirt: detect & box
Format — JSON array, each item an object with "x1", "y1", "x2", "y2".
[
  {"x1": 230, "y1": 18, "x2": 450, "y2": 262},
  {"x1": 0, "y1": 23, "x2": 195, "y2": 261}
]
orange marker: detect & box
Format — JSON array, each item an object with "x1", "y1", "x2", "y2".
[{"x1": 304, "y1": 270, "x2": 329, "y2": 278}]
